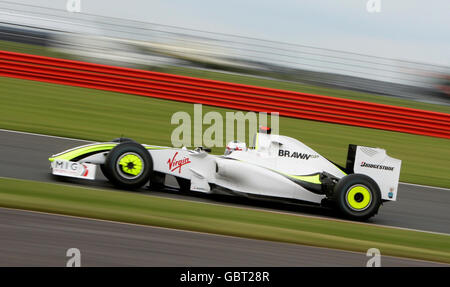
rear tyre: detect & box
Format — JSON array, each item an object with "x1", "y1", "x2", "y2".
[
  {"x1": 104, "y1": 142, "x2": 152, "y2": 190},
  {"x1": 333, "y1": 174, "x2": 381, "y2": 220}
]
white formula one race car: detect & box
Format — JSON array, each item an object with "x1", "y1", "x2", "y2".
[{"x1": 49, "y1": 128, "x2": 401, "y2": 220}]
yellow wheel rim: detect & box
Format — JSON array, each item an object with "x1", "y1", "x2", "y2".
[
  {"x1": 118, "y1": 153, "x2": 143, "y2": 176},
  {"x1": 346, "y1": 185, "x2": 372, "y2": 211}
]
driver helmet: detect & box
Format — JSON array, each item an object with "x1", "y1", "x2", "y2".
[{"x1": 224, "y1": 140, "x2": 247, "y2": 155}]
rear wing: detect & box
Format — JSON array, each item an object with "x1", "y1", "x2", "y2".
[{"x1": 346, "y1": 145, "x2": 402, "y2": 201}]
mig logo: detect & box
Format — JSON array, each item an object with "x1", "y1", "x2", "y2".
[{"x1": 167, "y1": 152, "x2": 191, "y2": 173}]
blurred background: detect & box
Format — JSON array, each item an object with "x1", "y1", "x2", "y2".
[
  {"x1": 0, "y1": 0, "x2": 450, "y2": 267},
  {"x1": 1, "y1": 0, "x2": 449, "y2": 105}
]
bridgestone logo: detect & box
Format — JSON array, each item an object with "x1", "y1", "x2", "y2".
[{"x1": 361, "y1": 161, "x2": 394, "y2": 171}]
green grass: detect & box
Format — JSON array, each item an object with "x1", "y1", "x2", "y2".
[
  {"x1": 2, "y1": 39, "x2": 450, "y2": 113},
  {"x1": 1, "y1": 77, "x2": 449, "y2": 188},
  {"x1": 0, "y1": 39, "x2": 69, "y2": 59},
  {"x1": 0, "y1": 177, "x2": 449, "y2": 263}
]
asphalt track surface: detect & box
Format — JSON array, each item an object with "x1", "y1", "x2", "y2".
[
  {"x1": 0, "y1": 129, "x2": 449, "y2": 266},
  {"x1": 0, "y1": 207, "x2": 447, "y2": 266}
]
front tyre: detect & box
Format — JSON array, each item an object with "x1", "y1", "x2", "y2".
[
  {"x1": 333, "y1": 174, "x2": 381, "y2": 220},
  {"x1": 104, "y1": 142, "x2": 152, "y2": 189},
  {"x1": 100, "y1": 137, "x2": 136, "y2": 181}
]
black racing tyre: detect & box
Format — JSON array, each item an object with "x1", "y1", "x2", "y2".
[
  {"x1": 104, "y1": 142, "x2": 152, "y2": 189},
  {"x1": 333, "y1": 173, "x2": 381, "y2": 221},
  {"x1": 176, "y1": 177, "x2": 191, "y2": 192},
  {"x1": 100, "y1": 164, "x2": 111, "y2": 181},
  {"x1": 101, "y1": 138, "x2": 136, "y2": 181},
  {"x1": 149, "y1": 171, "x2": 166, "y2": 190}
]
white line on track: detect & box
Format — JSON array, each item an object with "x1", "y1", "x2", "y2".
[
  {"x1": 2, "y1": 128, "x2": 450, "y2": 235},
  {"x1": 1, "y1": 128, "x2": 450, "y2": 235},
  {"x1": 0, "y1": 128, "x2": 92, "y2": 143},
  {"x1": 1, "y1": 175, "x2": 449, "y2": 237},
  {"x1": 0, "y1": 206, "x2": 447, "y2": 266},
  {"x1": 1, "y1": 128, "x2": 449, "y2": 191},
  {"x1": 1, "y1": 128, "x2": 450, "y2": 236},
  {"x1": 399, "y1": 182, "x2": 450, "y2": 191}
]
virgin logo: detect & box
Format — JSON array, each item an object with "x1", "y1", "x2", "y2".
[{"x1": 167, "y1": 152, "x2": 191, "y2": 173}]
